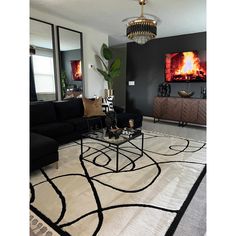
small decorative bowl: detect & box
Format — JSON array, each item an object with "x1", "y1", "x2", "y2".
[{"x1": 178, "y1": 90, "x2": 194, "y2": 98}]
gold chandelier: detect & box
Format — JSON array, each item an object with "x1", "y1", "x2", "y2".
[{"x1": 125, "y1": 0, "x2": 157, "y2": 45}]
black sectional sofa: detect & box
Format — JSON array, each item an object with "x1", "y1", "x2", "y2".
[
  {"x1": 30, "y1": 132, "x2": 58, "y2": 172},
  {"x1": 30, "y1": 98, "x2": 143, "y2": 172}
]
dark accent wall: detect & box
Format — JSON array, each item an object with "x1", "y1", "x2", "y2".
[{"x1": 126, "y1": 32, "x2": 206, "y2": 116}]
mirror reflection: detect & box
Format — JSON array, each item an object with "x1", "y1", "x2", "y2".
[
  {"x1": 30, "y1": 18, "x2": 57, "y2": 101},
  {"x1": 57, "y1": 27, "x2": 83, "y2": 99}
]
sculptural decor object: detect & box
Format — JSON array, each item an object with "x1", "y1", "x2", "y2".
[
  {"x1": 158, "y1": 82, "x2": 171, "y2": 97},
  {"x1": 105, "y1": 111, "x2": 122, "y2": 139},
  {"x1": 201, "y1": 87, "x2": 207, "y2": 99},
  {"x1": 128, "y1": 119, "x2": 134, "y2": 129},
  {"x1": 178, "y1": 90, "x2": 194, "y2": 98}
]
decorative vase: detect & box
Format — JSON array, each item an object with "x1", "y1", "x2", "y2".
[
  {"x1": 105, "y1": 89, "x2": 114, "y2": 98},
  {"x1": 178, "y1": 90, "x2": 194, "y2": 98}
]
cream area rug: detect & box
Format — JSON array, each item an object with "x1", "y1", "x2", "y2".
[{"x1": 30, "y1": 130, "x2": 206, "y2": 236}]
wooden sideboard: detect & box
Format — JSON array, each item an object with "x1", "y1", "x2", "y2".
[{"x1": 153, "y1": 97, "x2": 206, "y2": 126}]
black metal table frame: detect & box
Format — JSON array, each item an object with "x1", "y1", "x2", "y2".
[{"x1": 80, "y1": 132, "x2": 144, "y2": 172}]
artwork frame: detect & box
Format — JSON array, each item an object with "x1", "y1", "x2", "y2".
[
  {"x1": 71, "y1": 60, "x2": 82, "y2": 81},
  {"x1": 165, "y1": 50, "x2": 206, "y2": 83}
]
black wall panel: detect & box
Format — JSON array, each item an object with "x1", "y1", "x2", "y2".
[{"x1": 126, "y1": 32, "x2": 206, "y2": 116}]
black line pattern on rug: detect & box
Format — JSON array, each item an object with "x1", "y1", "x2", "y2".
[
  {"x1": 59, "y1": 203, "x2": 178, "y2": 228},
  {"x1": 169, "y1": 143, "x2": 206, "y2": 152},
  {"x1": 31, "y1": 132, "x2": 206, "y2": 236},
  {"x1": 78, "y1": 146, "x2": 104, "y2": 235},
  {"x1": 30, "y1": 183, "x2": 35, "y2": 204},
  {"x1": 144, "y1": 140, "x2": 206, "y2": 157},
  {"x1": 89, "y1": 148, "x2": 161, "y2": 193},
  {"x1": 40, "y1": 168, "x2": 67, "y2": 225},
  {"x1": 158, "y1": 160, "x2": 205, "y2": 165},
  {"x1": 33, "y1": 173, "x2": 87, "y2": 187}
]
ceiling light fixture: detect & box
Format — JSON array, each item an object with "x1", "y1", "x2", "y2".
[{"x1": 125, "y1": 0, "x2": 158, "y2": 45}]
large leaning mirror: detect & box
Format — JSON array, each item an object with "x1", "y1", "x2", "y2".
[
  {"x1": 57, "y1": 26, "x2": 84, "y2": 99},
  {"x1": 30, "y1": 18, "x2": 57, "y2": 101}
]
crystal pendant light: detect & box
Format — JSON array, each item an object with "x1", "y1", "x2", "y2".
[{"x1": 126, "y1": 0, "x2": 157, "y2": 45}]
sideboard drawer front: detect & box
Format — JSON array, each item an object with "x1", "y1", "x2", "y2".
[
  {"x1": 197, "y1": 100, "x2": 206, "y2": 125},
  {"x1": 164, "y1": 98, "x2": 182, "y2": 121},
  {"x1": 153, "y1": 97, "x2": 168, "y2": 118},
  {"x1": 182, "y1": 99, "x2": 199, "y2": 123}
]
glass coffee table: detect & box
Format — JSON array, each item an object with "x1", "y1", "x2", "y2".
[{"x1": 80, "y1": 129, "x2": 144, "y2": 172}]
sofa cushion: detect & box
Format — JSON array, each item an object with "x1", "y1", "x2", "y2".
[
  {"x1": 82, "y1": 97, "x2": 105, "y2": 117},
  {"x1": 66, "y1": 117, "x2": 89, "y2": 132},
  {"x1": 30, "y1": 101, "x2": 57, "y2": 127},
  {"x1": 31, "y1": 122, "x2": 74, "y2": 139},
  {"x1": 114, "y1": 105, "x2": 124, "y2": 114},
  {"x1": 30, "y1": 132, "x2": 58, "y2": 160},
  {"x1": 54, "y1": 99, "x2": 84, "y2": 121},
  {"x1": 30, "y1": 132, "x2": 58, "y2": 171}
]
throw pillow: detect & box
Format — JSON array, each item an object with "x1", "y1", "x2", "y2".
[
  {"x1": 82, "y1": 97, "x2": 105, "y2": 117},
  {"x1": 102, "y1": 96, "x2": 114, "y2": 113}
]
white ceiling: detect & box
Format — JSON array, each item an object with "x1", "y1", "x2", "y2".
[{"x1": 30, "y1": 0, "x2": 206, "y2": 45}]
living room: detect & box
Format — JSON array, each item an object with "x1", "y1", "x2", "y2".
[{"x1": 2, "y1": 0, "x2": 236, "y2": 236}]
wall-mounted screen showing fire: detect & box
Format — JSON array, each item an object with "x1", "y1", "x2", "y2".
[{"x1": 165, "y1": 50, "x2": 206, "y2": 82}]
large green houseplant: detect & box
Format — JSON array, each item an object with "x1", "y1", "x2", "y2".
[{"x1": 96, "y1": 43, "x2": 121, "y2": 93}]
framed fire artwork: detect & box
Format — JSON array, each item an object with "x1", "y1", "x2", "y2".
[
  {"x1": 71, "y1": 60, "x2": 82, "y2": 81},
  {"x1": 165, "y1": 50, "x2": 206, "y2": 82}
]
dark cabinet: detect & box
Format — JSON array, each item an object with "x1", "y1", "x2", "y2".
[
  {"x1": 165, "y1": 98, "x2": 183, "y2": 121},
  {"x1": 153, "y1": 97, "x2": 206, "y2": 126}
]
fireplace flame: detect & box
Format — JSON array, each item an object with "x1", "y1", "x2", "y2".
[
  {"x1": 165, "y1": 51, "x2": 206, "y2": 82},
  {"x1": 176, "y1": 52, "x2": 201, "y2": 75},
  {"x1": 75, "y1": 64, "x2": 82, "y2": 78}
]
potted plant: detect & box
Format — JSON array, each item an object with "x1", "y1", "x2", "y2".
[
  {"x1": 96, "y1": 43, "x2": 121, "y2": 97},
  {"x1": 61, "y1": 70, "x2": 68, "y2": 98}
]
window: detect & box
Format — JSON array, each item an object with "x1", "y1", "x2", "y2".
[{"x1": 32, "y1": 55, "x2": 55, "y2": 93}]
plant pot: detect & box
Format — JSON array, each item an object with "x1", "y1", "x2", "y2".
[{"x1": 105, "y1": 89, "x2": 114, "y2": 98}]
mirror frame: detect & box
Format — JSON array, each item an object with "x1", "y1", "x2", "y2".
[
  {"x1": 30, "y1": 17, "x2": 58, "y2": 101},
  {"x1": 56, "y1": 26, "x2": 84, "y2": 99}
]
